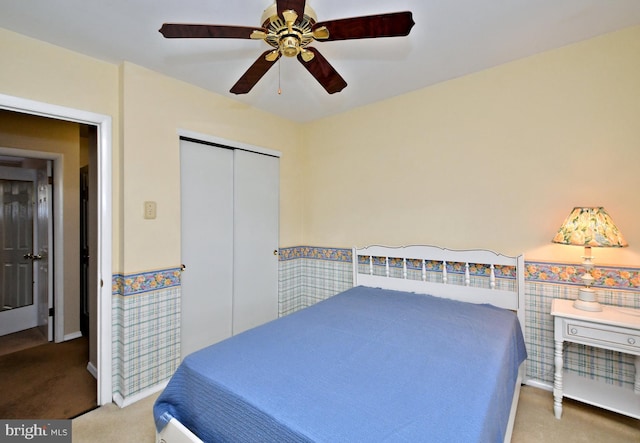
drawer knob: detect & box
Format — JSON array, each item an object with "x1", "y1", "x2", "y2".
[
  {"x1": 570, "y1": 328, "x2": 578, "y2": 335},
  {"x1": 629, "y1": 338, "x2": 636, "y2": 345}
]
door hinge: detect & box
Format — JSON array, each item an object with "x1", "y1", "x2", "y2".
[{"x1": 49, "y1": 307, "x2": 55, "y2": 317}]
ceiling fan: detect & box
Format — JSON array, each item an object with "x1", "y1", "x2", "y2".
[{"x1": 159, "y1": 1, "x2": 415, "y2": 95}]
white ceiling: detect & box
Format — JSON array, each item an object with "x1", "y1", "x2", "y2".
[{"x1": 1, "y1": 0, "x2": 640, "y2": 123}]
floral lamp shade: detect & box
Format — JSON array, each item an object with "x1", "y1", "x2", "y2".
[
  {"x1": 552, "y1": 207, "x2": 628, "y2": 248},
  {"x1": 552, "y1": 207, "x2": 628, "y2": 312}
]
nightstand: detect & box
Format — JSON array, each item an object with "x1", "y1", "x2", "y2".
[{"x1": 550, "y1": 298, "x2": 640, "y2": 419}]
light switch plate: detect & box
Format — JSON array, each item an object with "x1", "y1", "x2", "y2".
[{"x1": 144, "y1": 201, "x2": 157, "y2": 219}]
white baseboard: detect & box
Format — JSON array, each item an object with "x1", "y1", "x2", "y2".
[
  {"x1": 524, "y1": 379, "x2": 553, "y2": 391},
  {"x1": 86, "y1": 361, "x2": 98, "y2": 379},
  {"x1": 63, "y1": 331, "x2": 83, "y2": 341},
  {"x1": 113, "y1": 381, "x2": 169, "y2": 408}
]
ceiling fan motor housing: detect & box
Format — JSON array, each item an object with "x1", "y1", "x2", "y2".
[{"x1": 261, "y1": 3, "x2": 317, "y2": 57}]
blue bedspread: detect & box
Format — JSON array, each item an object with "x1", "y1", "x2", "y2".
[{"x1": 154, "y1": 286, "x2": 527, "y2": 442}]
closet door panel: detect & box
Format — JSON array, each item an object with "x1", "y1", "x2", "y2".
[
  {"x1": 232, "y1": 150, "x2": 279, "y2": 334},
  {"x1": 180, "y1": 140, "x2": 234, "y2": 359}
]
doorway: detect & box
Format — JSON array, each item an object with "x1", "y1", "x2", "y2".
[
  {"x1": 0, "y1": 93, "x2": 113, "y2": 405},
  {"x1": 0, "y1": 113, "x2": 97, "y2": 415}
]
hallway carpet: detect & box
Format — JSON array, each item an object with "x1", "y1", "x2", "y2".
[
  {"x1": 0, "y1": 327, "x2": 47, "y2": 357},
  {"x1": 0, "y1": 337, "x2": 96, "y2": 419}
]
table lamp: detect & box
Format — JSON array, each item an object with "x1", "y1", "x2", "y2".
[{"x1": 552, "y1": 207, "x2": 628, "y2": 312}]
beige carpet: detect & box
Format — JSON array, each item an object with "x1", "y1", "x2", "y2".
[
  {"x1": 73, "y1": 393, "x2": 159, "y2": 442},
  {"x1": 513, "y1": 385, "x2": 639, "y2": 442},
  {"x1": 73, "y1": 385, "x2": 640, "y2": 442}
]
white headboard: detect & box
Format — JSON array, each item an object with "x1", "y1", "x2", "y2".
[{"x1": 352, "y1": 245, "x2": 525, "y2": 336}]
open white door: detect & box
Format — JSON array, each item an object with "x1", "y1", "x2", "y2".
[{"x1": 0, "y1": 166, "x2": 38, "y2": 336}]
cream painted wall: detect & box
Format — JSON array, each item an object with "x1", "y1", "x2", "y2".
[
  {"x1": 0, "y1": 28, "x2": 122, "y2": 270},
  {"x1": 1, "y1": 24, "x2": 638, "y2": 273},
  {"x1": 0, "y1": 27, "x2": 305, "y2": 275},
  {"x1": 0, "y1": 111, "x2": 81, "y2": 335},
  {"x1": 120, "y1": 62, "x2": 304, "y2": 271},
  {"x1": 301, "y1": 26, "x2": 640, "y2": 267}
]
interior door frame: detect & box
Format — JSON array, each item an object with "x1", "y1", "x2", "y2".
[{"x1": 0, "y1": 93, "x2": 113, "y2": 406}]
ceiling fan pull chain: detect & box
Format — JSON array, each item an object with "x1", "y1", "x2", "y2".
[{"x1": 278, "y1": 59, "x2": 282, "y2": 95}]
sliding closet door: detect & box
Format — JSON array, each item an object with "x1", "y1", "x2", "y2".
[
  {"x1": 180, "y1": 139, "x2": 234, "y2": 359},
  {"x1": 180, "y1": 138, "x2": 280, "y2": 359},
  {"x1": 232, "y1": 150, "x2": 279, "y2": 334}
]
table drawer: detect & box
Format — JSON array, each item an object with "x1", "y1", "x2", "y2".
[{"x1": 566, "y1": 322, "x2": 640, "y2": 350}]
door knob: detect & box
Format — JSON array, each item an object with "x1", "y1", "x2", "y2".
[{"x1": 23, "y1": 253, "x2": 33, "y2": 259}]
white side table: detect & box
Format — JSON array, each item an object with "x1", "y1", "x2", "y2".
[{"x1": 550, "y1": 298, "x2": 640, "y2": 419}]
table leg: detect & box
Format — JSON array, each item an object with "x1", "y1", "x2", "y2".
[{"x1": 553, "y1": 340, "x2": 564, "y2": 419}]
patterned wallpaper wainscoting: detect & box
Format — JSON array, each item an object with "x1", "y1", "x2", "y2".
[
  {"x1": 278, "y1": 247, "x2": 353, "y2": 316},
  {"x1": 112, "y1": 268, "x2": 181, "y2": 401},
  {"x1": 111, "y1": 249, "x2": 639, "y2": 403},
  {"x1": 525, "y1": 263, "x2": 639, "y2": 389},
  {"x1": 279, "y1": 247, "x2": 640, "y2": 389}
]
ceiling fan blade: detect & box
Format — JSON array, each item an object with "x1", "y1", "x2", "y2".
[
  {"x1": 312, "y1": 11, "x2": 415, "y2": 41},
  {"x1": 230, "y1": 50, "x2": 281, "y2": 94},
  {"x1": 297, "y1": 47, "x2": 347, "y2": 94},
  {"x1": 277, "y1": 0, "x2": 306, "y2": 21},
  {"x1": 159, "y1": 23, "x2": 266, "y2": 39}
]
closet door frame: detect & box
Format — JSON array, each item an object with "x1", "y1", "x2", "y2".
[{"x1": 179, "y1": 130, "x2": 281, "y2": 159}]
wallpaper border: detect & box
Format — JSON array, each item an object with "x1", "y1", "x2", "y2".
[
  {"x1": 112, "y1": 268, "x2": 182, "y2": 296},
  {"x1": 110, "y1": 253, "x2": 640, "y2": 295},
  {"x1": 525, "y1": 262, "x2": 640, "y2": 293},
  {"x1": 277, "y1": 247, "x2": 640, "y2": 292}
]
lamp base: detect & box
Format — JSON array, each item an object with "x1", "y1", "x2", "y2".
[
  {"x1": 573, "y1": 298, "x2": 602, "y2": 312},
  {"x1": 573, "y1": 287, "x2": 602, "y2": 312}
]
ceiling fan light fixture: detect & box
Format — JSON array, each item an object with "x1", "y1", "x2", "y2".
[
  {"x1": 279, "y1": 35, "x2": 301, "y2": 57},
  {"x1": 259, "y1": 3, "x2": 318, "y2": 60}
]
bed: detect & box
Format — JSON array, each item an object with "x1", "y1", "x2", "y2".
[{"x1": 154, "y1": 245, "x2": 527, "y2": 443}]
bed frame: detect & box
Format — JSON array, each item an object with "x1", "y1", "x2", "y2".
[
  {"x1": 157, "y1": 245, "x2": 526, "y2": 443},
  {"x1": 353, "y1": 245, "x2": 526, "y2": 337},
  {"x1": 353, "y1": 245, "x2": 526, "y2": 443}
]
